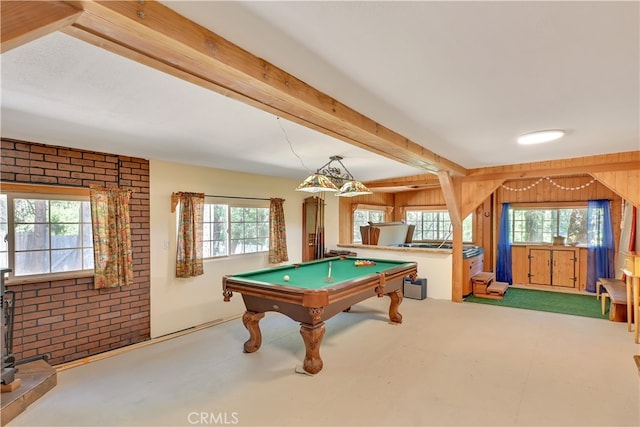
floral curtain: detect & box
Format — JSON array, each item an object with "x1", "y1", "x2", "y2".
[
  {"x1": 176, "y1": 192, "x2": 205, "y2": 278},
  {"x1": 90, "y1": 186, "x2": 134, "y2": 289},
  {"x1": 269, "y1": 198, "x2": 288, "y2": 264}
]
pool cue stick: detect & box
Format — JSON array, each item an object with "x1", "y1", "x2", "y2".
[
  {"x1": 325, "y1": 261, "x2": 333, "y2": 282},
  {"x1": 315, "y1": 196, "x2": 322, "y2": 259}
]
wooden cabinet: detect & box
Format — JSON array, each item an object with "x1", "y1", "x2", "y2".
[
  {"x1": 527, "y1": 246, "x2": 578, "y2": 288},
  {"x1": 302, "y1": 197, "x2": 324, "y2": 262},
  {"x1": 462, "y1": 252, "x2": 484, "y2": 296}
]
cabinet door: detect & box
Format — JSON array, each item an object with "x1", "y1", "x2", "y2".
[
  {"x1": 552, "y1": 249, "x2": 577, "y2": 288},
  {"x1": 528, "y1": 249, "x2": 551, "y2": 285}
]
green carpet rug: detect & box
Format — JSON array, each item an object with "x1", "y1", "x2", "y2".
[{"x1": 464, "y1": 287, "x2": 608, "y2": 319}]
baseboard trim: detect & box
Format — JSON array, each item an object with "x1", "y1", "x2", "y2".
[{"x1": 55, "y1": 313, "x2": 242, "y2": 372}]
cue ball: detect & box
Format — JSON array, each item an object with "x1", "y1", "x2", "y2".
[{"x1": 283, "y1": 275, "x2": 290, "y2": 281}]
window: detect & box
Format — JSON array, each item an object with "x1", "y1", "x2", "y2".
[
  {"x1": 353, "y1": 208, "x2": 386, "y2": 243},
  {"x1": 202, "y1": 202, "x2": 269, "y2": 258},
  {"x1": 405, "y1": 210, "x2": 473, "y2": 242},
  {"x1": 0, "y1": 194, "x2": 7, "y2": 269},
  {"x1": 1, "y1": 193, "x2": 94, "y2": 277},
  {"x1": 509, "y1": 207, "x2": 588, "y2": 244}
]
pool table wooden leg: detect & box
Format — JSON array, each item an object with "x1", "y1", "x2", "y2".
[
  {"x1": 387, "y1": 289, "x2": 403, "y2": 324},
  {"x1": 242, "y1": 311, "x2": 265, "y2": 353},
  {"x1": 300, "y1": 322, "x2": 325, "y2": 374}
]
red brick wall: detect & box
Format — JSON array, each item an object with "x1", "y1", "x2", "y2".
[{"x1": 1, "y1": 138, "x2": 150, "y2": 365}]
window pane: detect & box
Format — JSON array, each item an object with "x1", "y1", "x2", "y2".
[
  {"x1": 258, "y1": 223, "x2": 269, "y2": 238},
  {"x1": 202, "y1": 203, "x2": 229, "y2": 258},
  {"x1": 52, "y1": 224, "x2": 80, "y2": 249},
  {"x1": 230, "y1": 208, "x2": 244, "y2": 222},
  {"x1": 204, "y1": 204, "x2": 268, "y2": 257},
  {"x1": 14, "y1": 199, "x2": 49, "y2": 223},
  {"x1": 405, "y1": 210, "x2": 473, "y2": 242},
  {"x1": 11, "y1": 196, "x2": 93, "y2": 276},
  {"x1": 244, "y1": 223, "x2": 256, "y2": 239},
  {"x1": 83, "y1": 224, "x2": 93, "y2": 247},
  {"x1": 230, "y1": 222, "x2": 243, "y2": 238},
  {"x1": 510, "y1": 207, "x2": 588, "y2": 244},
  {"x1": 203, "y1": 241, "x2": 212, "y2": 258},
  {"x1": 203, "y1": 222, "x2": 211, "y2": 240},
  {"x1": 83, "y1": 248, "x2": 94, "y2": 270},
  {"x1": 15, "y1": 251, "x2": 49, "y2": 275},
  {"x1": 15, "y1": 224, "x2": 50, "y2": 250},
  {"x1": 257, "y1": 209, "x2": 269, "y2": 222},
  {"x1": 52, "y1": 249, "x2": 82, "y2": 272},
  {"x1": 230, "y1": 239, "x2": 243, "y2": 254},
  {"x1": 0, "y1": 194, "x2": 7, "y2": 269},
  {"x1": 213, "y1": 222, "x2": 227, "y2": 239},
  {"x1": 82, "y1": 202, "x2": 92, "y2": 223},
  {"x1": 50, "y1": 200, "x2": 81, "y2": 223},
  {"x1": 213, "y1": 240, "x2": 227, "y2": 257}
]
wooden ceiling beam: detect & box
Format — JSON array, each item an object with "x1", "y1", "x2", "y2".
[
  {"x1": 366, "y1": 152, "x2": 639, "y2": 187},
  {"x1": 49, "y1": 0, "x2": 466, "y2": 176},
  {"x1": 1, "y1": 1, "x2": 82, "y2": 53}
]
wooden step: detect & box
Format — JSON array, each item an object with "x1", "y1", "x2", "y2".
[{"x1": 1, "y1": 359, "x2": 57, "y2": 425}]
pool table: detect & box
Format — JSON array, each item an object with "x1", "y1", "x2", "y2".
[{"x1": 222, "y1": 256, "x2": 418, "y2": 374}]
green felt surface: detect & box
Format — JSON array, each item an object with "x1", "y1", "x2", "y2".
[{"x1": 232, "y1": 257, "x2": 411, "y2": 290}]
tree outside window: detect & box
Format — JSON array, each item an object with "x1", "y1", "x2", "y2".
[
  {"x1": 2, "y1": 195, "x2": 93, "y2": 276},
  {"x1": 405, "y1": 210, "x2": 473, "y2": 242},
  {"x1": 202, "y1": 203, "x2": 269, "y2": 257},
  {"x1": 510, "y1": 207, "x2": 590, "y2": 244}
]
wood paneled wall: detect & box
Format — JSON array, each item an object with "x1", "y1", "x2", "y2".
[
  {"x1": 496, "y1": 175, "x2": 623, "y2": 273},
  {"x1": 497, "y1": 176, "x2": 618, "y2": 204},
  {"x1": 395, "y1": 187, "x2": 446, "y2": 209}
]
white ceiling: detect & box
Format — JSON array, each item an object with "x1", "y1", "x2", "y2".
[{"x1": 1, "y1": 1, "x2": 638, "y2": 183}]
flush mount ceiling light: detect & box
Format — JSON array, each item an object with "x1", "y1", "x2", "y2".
[
  {"x1": 296, "y1": 155, "x2": 373, "y2": 197},
  {"x1": 517, "y1": 130, "x2": 566, "y2": 145}
]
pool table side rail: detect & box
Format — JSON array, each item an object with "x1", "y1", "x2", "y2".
[
  {"x1": 222, "y1": 262, "x2": 417, "y2": 308},
  {"x1": 228, "y1": 257, "x2": 412, "y2": 278}
]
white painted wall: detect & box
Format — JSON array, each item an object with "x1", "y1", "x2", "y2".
[
  {"x1": 149, "y1": 160, "x2": 340, "y2": 338},
  {"x1": 341, "y1": 247, "x2": 453, "y2": 300}
]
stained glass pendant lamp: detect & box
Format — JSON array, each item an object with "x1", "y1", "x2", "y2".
[{"x1": 295, "y1": 155, "x2": 372, "y2": 197}]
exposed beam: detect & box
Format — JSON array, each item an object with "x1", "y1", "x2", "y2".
[
  {"x1": 52, "y1": 0, "x2": 466, "y2": 176},
  {"x1": 0, "y1": 1, "x2": 82, "y2": 53},
  {"x1": 437, "y1": 171, "x2": 461, "y2": 227},
  {"x1": 458, "y1": 178, "x2": 505, "y2": 219},
  {"x1": 591, "y1": 170, "x2": 640, "y2": 208},
  {"x1": 465, "y1": 152, "x2": 639, "y2": 180},
  {"x1": 450, "y1": 225, "x2": 464, "y2": 303},
  {"x1": 367, "y1": 152, "x2": 639, "y2": 186},
  {"x1": 364, "y1": 174, "x2": 441, "y2": 189}
]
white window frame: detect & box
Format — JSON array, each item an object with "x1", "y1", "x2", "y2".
[
  {"x1": 1, "y1": 185, "x2": 94, "y2": 281},
  {"x1": 509, "y1": 203, "x2": 592, "y2": 245},
  {"x1": 202, "y1": 198, "x2": 270, "y2": 259},
  {"x1": 404, "y1": 207, "x2": 474, "y2": 243}
]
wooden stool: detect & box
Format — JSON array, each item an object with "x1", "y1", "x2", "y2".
[{"x1": 471, "y1": 272, "x2": 506, "y2": 300}]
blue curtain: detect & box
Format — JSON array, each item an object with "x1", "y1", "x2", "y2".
[
  {"x1": 496, "y1": 203, "x2": 512, "y2": 284},
  {"x1": 586, "y1": 199, "x2": 614, "y2": 292}
]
